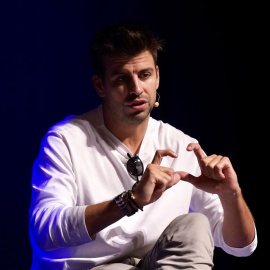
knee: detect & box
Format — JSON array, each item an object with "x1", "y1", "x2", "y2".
[
  {"x1": 167, "y1": 213, "x2": 212, "y2": 241},
  {"x1": 172, "y1": 212, "x2": 208, "y2": 225},
  {"x1": 182, "y1": 212, "x2": 210, "y2": 229}
]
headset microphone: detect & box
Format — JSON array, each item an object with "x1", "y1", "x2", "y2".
[{"x1": 154, "y1": 92, "x2": 160, "y2": 107}]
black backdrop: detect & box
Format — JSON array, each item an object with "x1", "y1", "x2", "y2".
[{"x1": 1, "y1": 1, "x2": 265, "y2": 269}]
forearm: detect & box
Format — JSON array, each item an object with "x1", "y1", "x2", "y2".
[
  {"x1": 85, "y1": 199, "x2": 125, "y2": 238},
  {"x1": 219, "y1": 188, "x2": 255, "y2": 248},
  {"x1": 30, "y1": 204, "x2": 90, "y2": 251},
  {"x1": 30, "y1": 199, "x2": 125, "y2": 251}
]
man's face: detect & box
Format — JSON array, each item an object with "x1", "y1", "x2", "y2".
[{"x1": 94, "y1": 50, "x2": 160, "y2": 127}]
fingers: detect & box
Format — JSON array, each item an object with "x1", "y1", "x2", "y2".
[
  {"x1": 151, "y1": 149, "x2": 178, "y2": 165},
  {"x1": 200, "y1": 155, "x2": 225, "y2": 180},
  {"x1": 187, "y1": 143, "x2": 231, "y2": 180},
  {"x1": 146, "y1": 164, "x2": 177, "y2": 188},
  {"x1": 187, "y1": 143, "x2": 206, "y2": 160},
  {"x1": 136, "y1": 149, "x2": 179, "y2": 204},
  {"x1": 205, "y1": 155, "x2": 232, "y2": 180},
  {"x1": 150, "y1": 149, "x2": 179, "y2": 189},
  {"x1": 135, "y1": 163, "x2": 179, "y2": 206}
]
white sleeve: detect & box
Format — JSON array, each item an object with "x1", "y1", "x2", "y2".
[
  {"x1": 29, "y1": 131, "x2": 92, "y2": 251},
  {"x1": 190, "y1": 187, "x2": 257, "y2": 257}
]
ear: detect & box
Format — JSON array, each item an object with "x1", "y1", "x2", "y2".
[
  {"x1": 92, "y1": 75, "x2": 105, "y2": 97},
  {"x1": 155, "y1": 65, "x2": 160, "y2": 89}
]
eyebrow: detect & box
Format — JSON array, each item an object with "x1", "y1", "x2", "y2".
[
  {"x1": 110, "y1": 67, "x2": 155, "y2": 77},
  {"x1": 139, "y1": 67, "x2": 155, "y2": 73}
]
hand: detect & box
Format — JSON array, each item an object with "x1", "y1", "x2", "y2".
[
  {"x1": 176, "y1": 143, "x2": 240, "y2": 196},
  {"x1": 133, "y1": 149, "x2": 181, "y2": 207}
]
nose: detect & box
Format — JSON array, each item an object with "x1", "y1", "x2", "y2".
[{"x1": 129, "y1": 76, "x2": 142, "y2": 95}]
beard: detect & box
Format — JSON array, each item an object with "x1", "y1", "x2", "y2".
[
  {"x1": 124, "y1": 106, "x2": 153, "y2": 126},
  {"x1": 107, "y1": 101, "x2": 154, "y2": 127}
]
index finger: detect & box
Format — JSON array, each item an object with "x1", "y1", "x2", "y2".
[
  {"x1": 152, "y1": 149, "x2": 178, "y2": 165},
  {"x1": 187, "y1": 143, "x2": 206, "y2": 160}
]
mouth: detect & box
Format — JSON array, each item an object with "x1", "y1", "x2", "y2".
[{"x1": 126, "y1": 99, "x2": 148, "y2": 110}]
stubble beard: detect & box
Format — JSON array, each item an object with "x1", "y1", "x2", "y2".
[{"x1": 119, "y1": 103, "x2": 154, "y2": 127}]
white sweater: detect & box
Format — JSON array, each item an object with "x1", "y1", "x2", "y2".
[{"x1": 29, "y1": 105, "x2": 257, "y2": 269}]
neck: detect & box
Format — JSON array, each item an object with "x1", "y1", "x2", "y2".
[
  {"x1": 120, "y1": 124, "x2": 148, "y2": 154},
  {"x1": 104, "y1": 115, "x2": 149, "y2": 155}
]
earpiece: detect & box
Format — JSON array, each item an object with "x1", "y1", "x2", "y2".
[{"x1": 154, "y1": 92, "x2": 160, "y2": 107}]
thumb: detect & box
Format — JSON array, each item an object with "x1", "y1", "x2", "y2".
[
  {"x1": 176, "y1": 171, "x2": 197, "y2": 184},
  {"x1": 172, "y1": 172, "x2": 181, "y2": 185}
]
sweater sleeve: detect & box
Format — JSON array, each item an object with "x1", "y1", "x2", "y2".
[
  {"x1": 29, "y1": 131, "x2": 92, "y2": 251},
  {"x1": 190, "y1": 187, "x2": 257, "y2": 257}
]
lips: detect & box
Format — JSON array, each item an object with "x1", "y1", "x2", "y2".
[
  {"x1": 131, "y1": 99, "x2": 146, "y2": 106},
  {"x1": 127, "y1": 99, "x2": 148, "y2": 110}
]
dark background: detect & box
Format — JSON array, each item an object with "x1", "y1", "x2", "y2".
[{"x1": 0, "y1": 1, "x2": 265, "y2": 269}]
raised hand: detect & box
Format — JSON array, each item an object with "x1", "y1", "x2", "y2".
[
  {"x1": 133, "y1": 149, "x2": 181, "y2": 207},
  {"x1": 176, "y1": 143, "x2": 240, "y2": 196}
]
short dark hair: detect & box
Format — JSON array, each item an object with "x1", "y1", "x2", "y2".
[{"x1": 90, "y1": 20, "x2": 164, "y2": 77}]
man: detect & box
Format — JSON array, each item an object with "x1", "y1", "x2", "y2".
[{"x1": 29, "y1": 21, "x2": 257, "y2": 269}]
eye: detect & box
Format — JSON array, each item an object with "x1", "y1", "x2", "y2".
[
  {"x1": 117, "y1": 76, "x2": 125, "y2": 81},
  {"x1": 113, "y1": 75, "x2": 127, "y2": 85},
  {"x1": 140, "y1": 72, "x2": 151, "y2": 80}
]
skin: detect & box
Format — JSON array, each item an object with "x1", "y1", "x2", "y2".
[
  {"x1": 92, "y1": 51, "x2": 159, "y2": 153},
  {"x1": 85, "y1": 50, "x2": 255, "y2": 248}
]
